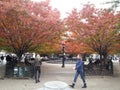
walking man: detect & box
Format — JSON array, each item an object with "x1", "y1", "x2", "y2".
[{"x1": 69, "y1": 54, "x2": 87, "y2": 88}]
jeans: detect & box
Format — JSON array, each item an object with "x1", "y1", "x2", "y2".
[
  {"x1": 73, "y1": 70, "x2": 86, "y2": 84},
  {"x1": 34, "y1": 66, "x2": 41, "y2": 82}
]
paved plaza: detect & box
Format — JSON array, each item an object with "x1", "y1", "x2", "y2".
[{"x1": 0, "y1": 62, "x2": 120, "y2": 90}]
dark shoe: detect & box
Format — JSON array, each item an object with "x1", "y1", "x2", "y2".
[
  {"x1": 38, "y1": 80, "x2": 40, "y2": 82},
  {"x1": 82, "y1": 84, "x2": 87, "y2": 88},
  {"x1": 69, "y1": 83, "x2": 75, "y2": 88}
]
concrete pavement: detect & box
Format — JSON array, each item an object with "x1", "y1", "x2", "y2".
[{"x1": 0, "y1": 62, "x2": 120, "y2": 90}]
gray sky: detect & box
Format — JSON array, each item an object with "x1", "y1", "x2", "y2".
[{"x1": 32, "y1": 0, "x2": 113, "y2": 18}]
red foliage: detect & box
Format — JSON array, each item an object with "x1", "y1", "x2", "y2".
[
  {"x1": 0, "y1": 0, "x2": 62, "y2": 57},
  {"x1": 64, "y1": 3, "x2": 120, "y2": 55}
]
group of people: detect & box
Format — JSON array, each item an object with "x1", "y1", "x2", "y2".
[
  {"x1": 30, "y1": 54, "x2": 87, "y2": 88},
  {"x1": 1, "y1": 53, "x2": 87, "y2": 88},
  {"x1": 1, "y1": 53, "x2": 85, "y2": 88},
  {"x1": 0, "y1": 53, "x2": 42, "y2": 83}
]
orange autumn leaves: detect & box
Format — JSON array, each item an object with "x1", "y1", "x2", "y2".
[
  {"x1": 0, "y1": 0, "x2": 120, "y2": 57},
  {"x1": 64, "y1": 4, "x2": 120, "y2": 55},
  {"x1": 0, "y1": 0, "x2": 62, "y2": 58}
]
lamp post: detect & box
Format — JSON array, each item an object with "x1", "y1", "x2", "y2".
[{"x1": 61, "y1": 43, "x2": 65, "y2": 68}]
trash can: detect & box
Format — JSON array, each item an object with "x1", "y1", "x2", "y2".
[{"x1": 13, "y1": 66, "x2": 31, "y2": 78}]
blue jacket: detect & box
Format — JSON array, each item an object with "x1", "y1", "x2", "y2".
[{"x1": 75, "y1": 59, "x2": 84, "y2": 73}]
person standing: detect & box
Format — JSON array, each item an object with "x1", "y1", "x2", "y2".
[
  {"x1": 69, "y1": 54, "x2": 87, "y2": 88},
  {"x1": 1, "y1": 55, "x2": 4, "y2": 61},
  {"x1": 34, "y1": 54, "x2": 42, "y2": 83}
]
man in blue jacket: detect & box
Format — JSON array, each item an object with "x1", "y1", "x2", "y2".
[{"x1": 69, "y1": 54, "x2": 87, "y2": 88}]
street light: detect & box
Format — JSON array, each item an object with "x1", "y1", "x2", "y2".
[{"x1": 61, "y1": 43, "x2": 66, "y2": 68}]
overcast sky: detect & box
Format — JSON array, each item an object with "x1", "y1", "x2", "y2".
[
  {"x1": 51, "y1": 0, "x2": 113, "y2": 18},
  {"x1": 31, "y1": 0, "x2": 113, "y2": 18}
]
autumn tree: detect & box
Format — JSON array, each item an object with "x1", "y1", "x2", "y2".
[
  {"x1": 105, "y1": 0, "x2": 120, "y2": 53},
  {"x1": 0, "y1": 0, "x2": 62, "y2": 60},
  {"x1": 65, "y1": 4, "x2": 120, "y2": 65}
]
